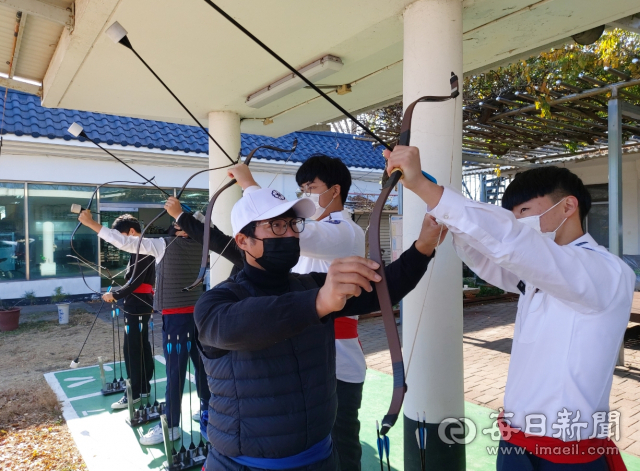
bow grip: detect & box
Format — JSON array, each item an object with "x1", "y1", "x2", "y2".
[
  {"x1": 383, "y1": 169, "x2": 437, "y2": 189},
  {"x1": 380, "y1": 413, "x2": 398, "y2": 436},
  {"x1": 182, "y1": 267, "x2": 206, "y2": 292}
]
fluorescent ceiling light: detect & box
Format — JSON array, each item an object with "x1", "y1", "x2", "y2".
[{"x1": 246, "y1": 55, "x2": 343, "y2": 109}]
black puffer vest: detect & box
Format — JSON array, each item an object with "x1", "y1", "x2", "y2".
[
  {"x1": 201, "y1": 270, "x2": 338, "y2": 459},
  {"x1": 154, "y1": 237, "x2": 203, "y2": 311}
]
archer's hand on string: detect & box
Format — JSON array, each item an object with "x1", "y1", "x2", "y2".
[
  {"x1": 316, "y1": 256, "x2": 381, "y2": 318},
  {"x1": 415, "y1": 215, "x2": 448, "y2": 256},
  {"x1": 102, "y1": 292, "x2": 115, "y2": 303}
]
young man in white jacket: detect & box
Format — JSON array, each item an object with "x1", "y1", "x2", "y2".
[{"x1": 385, "y1": 146, "x2": 634, "y2": 471}]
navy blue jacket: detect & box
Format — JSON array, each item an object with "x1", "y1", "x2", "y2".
[{"x1": 194, "y1": 242, "x2": 432, "y2": 459}]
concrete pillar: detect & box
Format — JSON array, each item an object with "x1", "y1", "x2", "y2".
[
  {"x1": 402, "y1": 1, "x2": 465, "y2": 470},
  {"x1": 208, "y1": 111, "x2": 241, "y2": 288}
]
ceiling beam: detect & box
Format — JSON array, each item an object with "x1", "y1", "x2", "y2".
[
  {"x1": 0, "y1": 0, "x2": 72, "y2": 26},
  {"x1": 0, "y1": 76, "x2": 41, "y2": 96},
  {"x1": 42, "y1": 0, "x2": 120, "y2": 108},
  {"x1": 621, "y1": 101, "x2": 640, "y2": 121},
  {"x1": 462, "y1": 154, "x2": 538, "y2": 169},
  {"x1": 9, "y1": 12, "x2": 27, "y2": 79},
  {"x1": 608, "y1": 14, "x2": 640, "y2": 34}
]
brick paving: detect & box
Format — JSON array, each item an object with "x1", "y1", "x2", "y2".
[{"x1": 359, "y1": 300, "x2": 640, "y2": 456}]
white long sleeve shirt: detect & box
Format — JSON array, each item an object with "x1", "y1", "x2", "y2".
[
  {"x1": 98, "y1": 227, "x2": 167, "y2": 264},
  {"x1": 429, "y1": 187, "x2": 634, "y2": 440},
  {"x1": 292, "y1": 208, "x2": 367, "y2": 384}
]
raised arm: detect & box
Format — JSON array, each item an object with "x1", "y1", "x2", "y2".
[
  {"x1": 166, "y1": 203, "x2": 243, "y2": 268},
  {"x1": 78, "y1": 209, "x2": 166, "y2": 260},
  {"x1": 385, "y1": 146, "x2": 630, "y2": 312},
  {"x1": 194, "y1": 286, "x2": 324, "y2": 351},
  {"x1": 451, "y1": 234, "x2": 522, "y2": 294},
  {"x1": 315, "y1": 215, "x2": 444, "y2": 317}
]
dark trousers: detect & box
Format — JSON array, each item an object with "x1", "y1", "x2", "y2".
[
  {"x1": 497, "y1": 440, "x2": 609, "y2": 471},
  {"x1": 162, "y1": 313, "x2": 210, "y2": 428},
  {"x1": 123, "y1": 312, "x2": 154, "y2": 399},
  {"x1": 332, "y1": 380, "x2": 364, "y2": 471}
]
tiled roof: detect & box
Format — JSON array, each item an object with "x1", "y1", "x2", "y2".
[{"x1": 0, "y1": 88, "x2": 385, "y2": 170}]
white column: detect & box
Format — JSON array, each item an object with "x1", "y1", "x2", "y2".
[
  {"x1": 208, "y1": 111, "x2": 241, "y2": 287},
  {"x1": 402, "y1": 1, "x2": 465, "y2": 469}
]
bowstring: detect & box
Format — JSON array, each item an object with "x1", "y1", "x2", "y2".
[
  {"x1": 404, "y1": 97, "x2": 458, "y2": 380},
  {"x1": 69, "y1": 255, "x2": 156, "y2": 311},
  {"x1": 120, "y1": 162, "x2": 235, "y2": 291},
  {"x1": 198, "y1": 170, "x2": 241, "y2": 280},
  {"x1": 266, "y1": 151, "x2": 296, "y2": 188},
  {"x1": 71, "y1": 234, "x2": 184, "y2": 312}
]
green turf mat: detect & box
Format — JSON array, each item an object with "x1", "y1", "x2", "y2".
[
  {"x1": 361, "y1": 369, "x2": 640, "y2": 471},
  {"x1": 46, "y1": 362, "x2": 640, "y2": 470}
]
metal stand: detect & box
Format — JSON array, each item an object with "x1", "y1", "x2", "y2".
[
  {"x1": 98, "y1": 356, "x2": 126, "y2": 396},
  {"x1": 125, "y1": 379, "x2": 166, "y2": 427},
  {"x1": 161, "y1": 415, "x2": 208, "y2": 470},
  {"x1": 608, "y1": 92, "x2": 640, "y2": 367}
]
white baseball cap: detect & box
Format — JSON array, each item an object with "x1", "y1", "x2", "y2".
[{"x1": 231, "y1": 187, "x2": 316, "y2": 236}]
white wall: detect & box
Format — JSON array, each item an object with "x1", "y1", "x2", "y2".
[
  {"x1": 566, "y1": 152, "x2": 640, "y2": 255},
  {"x1": 0, "y1": 153, "x2": 211, "y2": 189},
  {"x1": 0, "y1": 276, "x2": 100, "y2": 299}
]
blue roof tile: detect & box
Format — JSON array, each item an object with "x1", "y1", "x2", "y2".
[{"x1": 0, "y1": 88, "x2": 385, "y2": 170}]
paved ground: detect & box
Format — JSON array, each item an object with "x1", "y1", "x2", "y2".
[{"x1": 359, "y1": 299, "x2": 640, "y2": 457}]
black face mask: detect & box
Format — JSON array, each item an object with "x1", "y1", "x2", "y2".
[{"x1": 246, "y1": 236, "x2": 300, "y2": 275}]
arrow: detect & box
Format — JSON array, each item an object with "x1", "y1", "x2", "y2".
[{"x1": 376, "y1": 421, "x2": 384, "y2": 471}]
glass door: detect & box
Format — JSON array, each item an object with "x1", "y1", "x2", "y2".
[{"x1": 99, "y1": 210, "x2": 138, "y2": 289}]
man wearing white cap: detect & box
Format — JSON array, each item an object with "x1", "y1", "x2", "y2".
[
  {"x1": 166, "y1": 159, "x2": 369, "y2": 468},
  {"x1": 194, "y1": 185, "x2": 447, "y2": 471}
]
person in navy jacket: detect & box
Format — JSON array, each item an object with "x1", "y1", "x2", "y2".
[{"x1": 194, "y1": 184, "x2": 447, "y2": 471}]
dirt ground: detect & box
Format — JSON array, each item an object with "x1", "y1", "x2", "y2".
[{"x1": 0, "y1": 305, "x2": 162, "y2": 470}]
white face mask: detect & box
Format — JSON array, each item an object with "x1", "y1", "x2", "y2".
[
  {"x1": 518, "y1": 197, "x2": 568, "y2": 241},
  {"x1": 306, "y1": 186, "x2": 336, "y2": 220}
]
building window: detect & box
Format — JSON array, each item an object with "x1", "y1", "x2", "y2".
[
  {"x1": 585, "y1": 184, "x2": 608, "y2": 248},
  {"x1": 177, "y1": 190, "x2": 210, "y2": 215},
  {"x1": 587, "y1": 203, "x2": 609, "y2": 248},
  {"x1": 0, "y1": 182, "x2": 26, "y2": 281},
  {"x1": 99, "y1": 186, "x2": 172, "y2": 234},
  {"x1": 98, "y1": 186, "x2": 172, "y2": 287},
  {"x1": 27, "y1": 184, "x2": 98, "y2": 279}
]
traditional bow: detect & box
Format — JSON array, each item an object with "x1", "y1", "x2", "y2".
[
  {"x1": 118, "y1": 161, "x2": 236, "y2": 291},
  {"x1": 369, "y1": 74, "x2": 459, "y2": 436},
  {"x1": 183, "y1": 140, "x2": 298, "y2": 291},
  {"x1": 200, "y1": 0, "x2": 460, "y2": 436},
  {"x1": 64, "y1": 121, "x2": 236, "y2": 294},
  {"x1": 69, "y1": 179, "x2": 156, "y2": 295}
]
